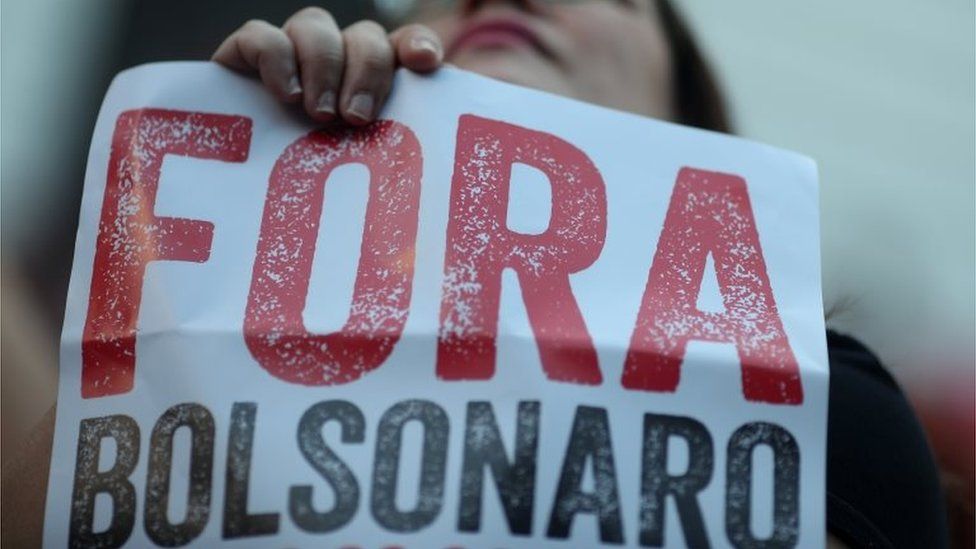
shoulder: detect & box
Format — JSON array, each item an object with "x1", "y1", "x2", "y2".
[{"x1": 825, "y1": 330, "x2": 949, "y2": 548}]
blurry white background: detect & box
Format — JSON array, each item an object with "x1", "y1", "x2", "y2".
[{"x1": 681, "y1": 1, "x2": 975, "y2": 391}]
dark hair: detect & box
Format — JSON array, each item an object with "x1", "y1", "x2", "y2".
[{"x1": 656, "y1": 0, "x2": 733, "y2": 134}]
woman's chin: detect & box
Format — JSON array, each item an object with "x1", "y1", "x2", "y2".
[{"x1": 450, "y1": 52, "x2": 575, "y2": 98}]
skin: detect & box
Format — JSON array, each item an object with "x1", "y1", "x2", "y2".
[
  {"x1": 209, "y1": 0, "x2": 675, "y2": 124},
  {"x1": 1, "y1": 2, "x2": 847, "y2": 546}
]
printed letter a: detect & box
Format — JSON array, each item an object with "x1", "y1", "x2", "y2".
[{"x1": 623, "y1": 168, "x2": 803, "y2": 405}]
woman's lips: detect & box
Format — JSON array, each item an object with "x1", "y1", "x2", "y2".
[{"x1": 448, "y1": 19, "x2": 549, "y2": 58}]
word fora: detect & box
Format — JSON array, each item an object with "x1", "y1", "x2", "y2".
[
  {"x1": 83, "y1": 109, "x2": 803, "y2": 404},
  {"x1": 70, "y1": 400, "x2": 800, "y2": 548}
]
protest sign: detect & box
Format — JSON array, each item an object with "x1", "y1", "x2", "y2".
[{"x1": 45, "y1": 62, "x2": 828, "y2": 548}]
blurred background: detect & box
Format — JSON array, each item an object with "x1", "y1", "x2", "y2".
[{"x1": 2, "y1": 0, "x2": 973, "y2": 544}]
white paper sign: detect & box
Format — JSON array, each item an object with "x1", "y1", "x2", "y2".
[{"x1": 45, "y1": 62, "x2": 828, "y2": 548}]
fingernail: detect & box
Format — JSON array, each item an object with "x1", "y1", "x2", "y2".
[
  {"x1": 286, "y1": 75, "x2": 303, "y2": 96},
  {"x1": 410, "y1": 35, "x2": 441, "y2": 59},
  {"x1": 316, "y1": 90, "x2": 336, "y2": 114},
  {"x1": 347, "y1": 93, "x2": 374, "y2": 121}
]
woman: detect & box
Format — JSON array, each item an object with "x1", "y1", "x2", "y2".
[
  {"x1": 213, "y1": 2, "x2": 948, "y2": 547},
  {"x1": 1, "y1": 1, "x2": 949, "y2": 547}
]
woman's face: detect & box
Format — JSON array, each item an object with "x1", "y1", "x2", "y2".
[{"x1": 413, "y1": 0, "x2": 675, "y2": 120}]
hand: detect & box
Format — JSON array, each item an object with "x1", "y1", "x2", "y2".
[{"x1": 212, "y1": 7, "x2": 444, "y2": 125}]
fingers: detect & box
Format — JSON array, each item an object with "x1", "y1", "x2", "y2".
[
  {"x1": 390, "y1": 24, "x2": 444, "y2": 73},
  {"x1": 212, "y1": 13, "x2": 446, "y2": 126},
  {"x1": 212, "y1": 20, "x2": 302, "y2": 102},
  {"x1": 339, "y1": 20, "x2": 394, "y2": 125},
  {"x1": 337, "y1": 22, "x2": 443, "y2": 125},
  {"x1": 283, "y1": 7, "x2": 344, "y2": 121}
]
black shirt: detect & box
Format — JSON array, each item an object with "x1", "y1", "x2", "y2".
[{"x1": 826, "y1": 330, "x2": 949, "y2": 548}]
